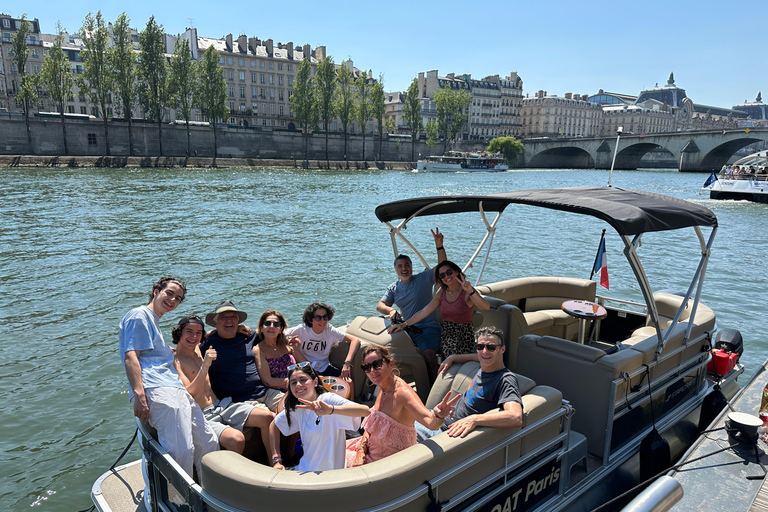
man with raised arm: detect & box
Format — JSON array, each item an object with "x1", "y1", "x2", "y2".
[
  {"x1": 416, "y1": 326, "x2": 523, "y2": 440},
  {"x1": 172, "y1": 315, "x2": 274, "y2": 455},
  {"x1": 118, "y1": 276, "x2": 218, "y2": 479},
  {"x1": 377, "y1": 228, "x2": 447, "y2": 381}
]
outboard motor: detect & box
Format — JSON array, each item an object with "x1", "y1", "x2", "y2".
[{"x1": 714, "y1": 329, "x2": 743, "y2": 358}]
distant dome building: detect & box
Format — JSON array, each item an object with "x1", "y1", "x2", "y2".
[
  {"x1": 732, "y1": 92, "x2": 767, "y2": 120},
  {"x1": 635, "y1": 73, "x2": 688, "y2": 108}
]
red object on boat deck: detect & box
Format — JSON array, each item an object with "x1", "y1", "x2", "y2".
[{"x1": 712, "y1": 349, "x2": 735, "y2": 375}]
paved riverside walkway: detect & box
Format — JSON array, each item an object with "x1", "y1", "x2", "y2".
[{"x1": 0, "y1": 155, "x2": 416, "y2": 170}]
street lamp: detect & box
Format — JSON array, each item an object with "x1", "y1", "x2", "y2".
[{"x1": 608, "y1": 126, "x2": 623, "y2": 187}]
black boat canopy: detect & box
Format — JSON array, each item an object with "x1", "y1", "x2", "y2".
[{"x1": 375, "y1": 187, "x2": 717, "y2": 236}]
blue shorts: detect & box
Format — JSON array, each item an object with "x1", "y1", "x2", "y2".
[{"x1": 410, "y1": 325, "x2": 441, "y2": 353}]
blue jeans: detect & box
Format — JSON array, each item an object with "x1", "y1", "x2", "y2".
[{"x1": 410, "y1": 325, "x2": 441, "y2": 353}]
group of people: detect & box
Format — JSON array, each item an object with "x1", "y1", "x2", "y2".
[
  {"x1": 118, "y1": 232, "x2": 520, "y2": 477},
  {"x1": 722, "y1": 164, "x2": 768, "y2": 178}
]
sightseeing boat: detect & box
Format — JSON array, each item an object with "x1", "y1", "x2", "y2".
[
  {"x1": 701, "y1": 150, "x2": 768, "y2": 203},
  {"x1": 416, "y1": 151, "x2": 509, "y2": 172},
  {"x1": 92, "y1": 187, "x2": 744, "y2": 512}
]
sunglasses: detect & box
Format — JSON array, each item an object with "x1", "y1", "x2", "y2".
[
  {"x1": 361, "y1": 359, "x2": 385, "y2": 373},
  {"x1": 474, "y1": 343, "x2": 501, "y2": 352},
  {"x1": 438, "y1": 268, "x2": 454, "y2": 280},
  {"x1": 262, "y1": 320, "x2": 281, "y2": 327},
  {"x1": 313, "y1": 314, "x2": 330, "y2": 321},
  {"x1": 287, "y1": 361, "x2": 311, "y2": 372}
]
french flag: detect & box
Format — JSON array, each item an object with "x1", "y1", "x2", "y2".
[{"x1": 593, "y1": 238, "x2": 609, "y2": 290}]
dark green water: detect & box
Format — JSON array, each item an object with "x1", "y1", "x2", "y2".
[{"x1": 0, "y1": 167, "x2": 765, "y2": 511}]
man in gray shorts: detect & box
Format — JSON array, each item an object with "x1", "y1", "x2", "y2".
[{"x1": 172, "y1": 315, "x2": 273, "y2": 454}]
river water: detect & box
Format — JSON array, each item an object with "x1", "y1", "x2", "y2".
[{"x1": 1, "y1": 166, "x2": 765, "y2": 511}]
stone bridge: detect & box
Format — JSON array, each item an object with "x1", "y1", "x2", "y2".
[{"x1": 521, "y1": 129, "x2": 768, "y2": 171}]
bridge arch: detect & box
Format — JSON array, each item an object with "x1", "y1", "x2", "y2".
[
  {"x1": 613, "y1": 142, "x2": 665, "y2": 170},
  {"x1": 527, "y1": 147, "x2": 594, "y2": 168},
  {"x1": 699, "y1": 137, "x2": 764, "y2": 171}
]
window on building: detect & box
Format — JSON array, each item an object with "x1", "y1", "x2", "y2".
[
  {"x1": 252, "y1": 86, "x2": 258, "y2": 98},
  {"x1": 2, "y1": 19, "x2": 10, "y2": 28},
  {"x1": 240, "y1": 85, "x2": 245, "y2": 98},
  {"x1": 31, "y1": 49, "x2": 38, "y2": 59},
  {"x1": 279, "y1": 105, "x2": 284, "y2": 116},
  {"x1": 260, "y1": 74, "x2": 265, "y2": 84},
  {"x1": 238, "y1": 58, "x2": 244, "y2": 66},
  {"x1": 269, "y1": 62, "x2": 273, "y2": 70},
  {"x1": 250, "y1": 60, "x2": 256, "y2": 67},
  {"x1": 278, "y1": 90, "x2": 284, "y2": 101},
  {"x1": 288, "y1": 77, "x2": 293, "y2": 87},
  {"x1": 228, "y1": 84, "x2": 234, "y2": 96},
  {"x1": 239, "y1": 71, "x2": 245, "y2": 81},
  {"x1": 219, "y1": 56, "x2": 224, "y2": 64},
  {"x1": 227, "y1": 57, "x2": 232, "y2": 65},
  {"x1": 269, "y1": 88, "x2": 274, "y2": 100},
  {"x1": 80, "y1": 106, "x2": 88, "y2": 115},
  {"x1": 67, "y1": 105, "x2": 75, "y2": 113},
  {"x1": 251, "y1": 72, "x2": 256, "y2": 83},
  {"x1": 260, "y1": 61, "x2": 264, "y2": 69},
  {"x1": 87, "y1": 133, "x2": 97, "y2": 144},
  {"x1": 278, "y1": 75, "x2": 283, "y2": 86},
  {"x1": 3, "y1": 33, "x2": 10, "y2": 42},
  {"x1": 227, "y1": 69, "x2": 234, "y2": 81},
  {"x1": 269, "y1": 74, "x2": 274, "y2": 85},
  {"x1": 229, "y1": 117, "x2": 236, "y2": 124},
  {"x1": 287, "y1": 64, "x2": 292, "y2": 72}
]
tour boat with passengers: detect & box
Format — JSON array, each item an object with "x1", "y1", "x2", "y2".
[
  {"x1": 700, "y1": 150, "x2": 768, "y2": 203},
  {"x1": 416, "y1": 151, "x2": 509, "y2": 172},
  {"x1": 92, "y1": 187, "x2": 744, "y2": 512}
]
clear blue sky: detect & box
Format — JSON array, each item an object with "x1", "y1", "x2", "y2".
[{"x1": 13, "y1": 0, "x2": 767, "y2": 108}]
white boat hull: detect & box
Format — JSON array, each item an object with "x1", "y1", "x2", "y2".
[{"x1": 704, "y1": 177, "x2": 768, "y2": 203}]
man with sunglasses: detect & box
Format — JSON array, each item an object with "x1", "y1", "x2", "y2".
[
  {"x1": 201, "y1": 300, "x2": 283, "y2": 412},
  {"x1": 416, "y1": 327, "x2": 522, "y2": 440},
  {"x1": 118, "y1": 277, "x2": 218, "y2": 479},
  {"x1": 377, "y1": 228, "x2": 447, "y2": 381}
]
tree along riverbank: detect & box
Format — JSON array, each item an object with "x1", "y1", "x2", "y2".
[{"x1": 0, "y1": 155, "x2": 417, "y2": 170}]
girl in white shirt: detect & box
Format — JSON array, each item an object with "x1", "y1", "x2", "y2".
[{"x1": 269, "y1": 362, "x2": 370, "y2": 471}]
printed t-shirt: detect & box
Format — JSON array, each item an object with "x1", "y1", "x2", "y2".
[{"x1": 285, "y1": 324, "x2": 345, "y2": 373}]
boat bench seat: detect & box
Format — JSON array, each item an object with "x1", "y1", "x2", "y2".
[
  {"x1": 620, "y1": 293, "x2": 715, "y2": 379},
  {"x1": 477, "y1": 277, "x2": 596, "y2": 341},
  {"x1": 517, "y1": 334, "x2": 645, "y2": 458},
  {"x1": 199, "y1": 362, "x2": 564, "y2": 512}
]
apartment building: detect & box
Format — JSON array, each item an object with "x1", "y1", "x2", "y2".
[
  {"x1": 520, "y1": 91, "x2": 602, "y2": 138},
  {"x1": 0, "y1": 14, "x2": 44, "y2": 112}
]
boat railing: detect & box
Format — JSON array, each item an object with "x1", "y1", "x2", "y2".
[
  {"x1": 137, "y1": 398, "x2": 570, "y2": 512},
  {"x1": 603, "y1": 345, "x2": 710, "y2": 465}
]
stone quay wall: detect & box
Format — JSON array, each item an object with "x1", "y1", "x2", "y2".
[{"x1": 0, "y1": 116, "x2": 442, "y2": 162}]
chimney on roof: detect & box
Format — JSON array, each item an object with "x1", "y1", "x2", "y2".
[
  {"x1": 225, "y1": 34, "x2": 233, "y2": 51},
  {"x1": 313, "y1": 45, "x2": 326, "y2": 60},
  {"x1": 286, "y1": 41, "x2": 293, "y2": 59},
  {"x1": 248, "y1": 37, "x2": 257, "y2": 53},
  {"x1": 237, "y1": 34, "x2": 246, "y2": 53},
  {"x1": 302, "y1": 44, "x2": 310, "y2": 59},
  {"x1": 573, "y1": 94, "x2": 580, "y2": 101},
  {"x1": 565, "y1": 92, "x2": 572, "y2": 99},
  {"x1": 266, "y1": 38, "x2": 273, "y2": 55},
  {"x1": 277, "y1": 42, "x2": 284, "y2": 49}
]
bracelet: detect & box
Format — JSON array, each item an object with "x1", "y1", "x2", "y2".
[
  {"x1": 433, "y1": 409, "x2": 445, "y2": 420},
  {"x1": 343, "y1": 361, "x2": 353, "y2": 368},
  {"x1": 199, "y1": 366, "x2": 207, "y2": 373},
  {"x1": 436, "y1": 246, "x2": 444, "y2": 251},
  {"x1": 469, "y1": 289, "x2": 476, "y2": 296},
  {"x1": 331, "y1": 404, "x2": 335, "y2": 414},
  {"x1": 272, "y1": 456, "x2": 283, "y2": 465}
]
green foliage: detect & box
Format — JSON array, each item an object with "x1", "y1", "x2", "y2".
[
  {"x1": 434, "y1": 84, "x2": 471, "y2": 151},
  {"x1": 335, "y1": 62, "x2": 355, "y2": 159},
  {"x1": 195, "y1": 45, "x2": 227, "y2": 157},
  {"x1": 384, "y1": 117, "x2": 395, "y2": 134},
  {"x1": 10, "y1": 14, "x2": 35, "y2": 150},
  {"x1": 168, "y1": 38, "x2": 197, "y2": 122},
  {"x1": 80, "y1": 12, "x2": 112, "y2": 119},
  {"x1": 137, "y1": 16, "x2": 168, "y2": 123},
  {"x1": 39, "y1": 23, "x2": 74, "y2": 153},
  {"x1": 291, "y1": 58, "x2": 316, "y2": 132},
  {"x1": 401, "y1": 78, "x2": 423, "y2": 161},
  {"x1": 425, "y1": 119, "x2": 438, "y2": 147},
  {"x1": 370, "y1": 76, "x2": 385, "y2": 160},
  {"x1": 315, "y1": 57, "x2": 336, "y2": 161},
  {"x1": 110, "y1": 13, "x2": 137, "y2": 123},
  {"x1": 354, "y1": 71, "x2": 372, "y2": 160},
  {"x1": 486, "y1": 136, "x2": 524, "y2": 165}
]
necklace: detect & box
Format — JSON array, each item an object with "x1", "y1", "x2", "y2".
[{"x1": 380, "y1": 377, "x2": 398, "y2": 398}]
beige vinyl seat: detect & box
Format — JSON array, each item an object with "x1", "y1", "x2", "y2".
[{"x1": 477, "y1": 277, "x2": 596, "y2": 341}]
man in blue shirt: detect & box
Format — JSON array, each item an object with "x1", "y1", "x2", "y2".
[
  {"x1": 377, "y1": 228, "x2": 447, "y2": 381},
  {"x1": 119, "y1": 276, "x2": 218, "y2": 479}
]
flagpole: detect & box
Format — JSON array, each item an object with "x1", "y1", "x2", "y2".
[{"x1": 590, "y1": 229, "x2": 606, "y2": 281}]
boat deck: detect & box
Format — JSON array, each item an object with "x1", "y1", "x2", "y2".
[
  {"x1": 91, "y1": 460, "x2": 146, "y2": 512},
  {"x1": 670, "y1": 360, "x2": 768, "y2": 511}
]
